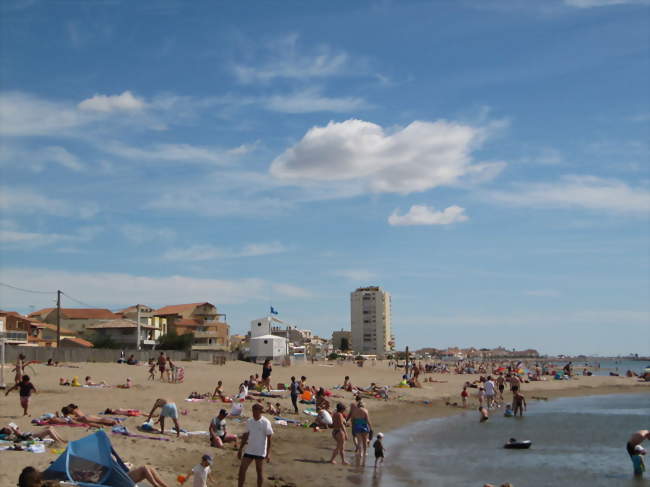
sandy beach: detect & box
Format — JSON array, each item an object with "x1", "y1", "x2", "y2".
[{"x1": 0, "y1": 359, "x2": 647, "y2": 487}]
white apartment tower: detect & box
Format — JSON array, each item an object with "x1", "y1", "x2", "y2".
[{"x1": 350, "y1": 286, "x2": 392, "y2": 357}]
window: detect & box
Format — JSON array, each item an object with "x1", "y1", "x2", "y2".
[
  {"x1": 258, "y1": 323, "x2": 262, "y2": 327},
  {"x1": 264, "y1": 339, "x2": 268, "y2": 344}
]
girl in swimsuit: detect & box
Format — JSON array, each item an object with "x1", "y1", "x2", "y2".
[{"x1": 329, "y1": 403, "x2": 349, "y2": 465}]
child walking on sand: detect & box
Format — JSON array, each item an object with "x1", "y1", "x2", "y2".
[
  {"x1": 181, "y1": 454, "x2": 213, "y2": 487},
  {"x1": 5, "y1": 375, "x2": 36, "y2": 416},
  {"x1": 373, "y1": 432, "x2": 386, "y2": 468}
]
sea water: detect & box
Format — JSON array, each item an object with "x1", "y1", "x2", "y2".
[{"x1": 364, "y1": 393, "x2": 650, "y2": 487}]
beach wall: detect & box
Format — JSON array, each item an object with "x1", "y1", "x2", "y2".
[{"x1": 3, "y1": 345, "x2": 236, "y2": 363}]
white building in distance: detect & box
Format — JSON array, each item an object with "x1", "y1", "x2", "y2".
[
  {"x1": 350, "y1": 286, "x2": 393, "y2": 358},
  {"x1": 248, "y1": 316, "x2": 288, "y2": 362}
]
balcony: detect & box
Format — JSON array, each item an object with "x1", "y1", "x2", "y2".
[
  {"x1": 193, "y1": 331, "x2": 220, "y2": 339},
  {"x1": 0, "y1": 331, "x2": 28, "y2": 344}
]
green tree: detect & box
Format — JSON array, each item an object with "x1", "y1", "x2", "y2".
[
  {"x1": 157, "y1": 331, "x2": 194, "y2": 351},
  {"x1": 89, "y1": 333, "x2": 119, "y2": 349}
]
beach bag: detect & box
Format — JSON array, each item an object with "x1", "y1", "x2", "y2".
[{"x1": 43, "y1": 430, "x2": 135, "y2": 487}]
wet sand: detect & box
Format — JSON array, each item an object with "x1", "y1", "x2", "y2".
[{"x1": 0, "y1": 359, "x2": 647, "y2": 486}]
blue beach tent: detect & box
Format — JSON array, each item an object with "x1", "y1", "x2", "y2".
[{"x1": 43, "y1": 430, "x2": 135, "y2": 486}]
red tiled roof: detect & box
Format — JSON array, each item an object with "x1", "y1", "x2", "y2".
[
  {"x1": 154, "y1": 303, "x2": 213, "y2": 316},
  {"x1": 60, "y1": 337, "x2": 93, "y2": 348},
  {"x1": 59, "y1": 308, "x2": 118, "y2": 319},
  {"x1": 28, "y1": 308, "x2": 55, "y2": 318},
  {"x1": 0, "y1": 310, "x2": 27, "y2": 318}
]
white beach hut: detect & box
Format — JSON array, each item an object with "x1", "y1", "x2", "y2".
[{"x1": 248, "y1": 317, "x2": 288, "y2": 362}]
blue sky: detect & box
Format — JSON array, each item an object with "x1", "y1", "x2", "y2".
[{"x1": 1, "y1": 0, "x2": 648, "y2": 356}]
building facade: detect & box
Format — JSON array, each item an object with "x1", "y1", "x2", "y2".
[
  {"x1": 350, "y1": 286, "x2": 392, "y2": 358},
  {"x1": 153, "y1": 302, "x2": 229, "y2": 351}
]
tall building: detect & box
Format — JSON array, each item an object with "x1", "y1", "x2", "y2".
[{"x1": 350, "y1": 286, "x2": 392, "y2": 357}]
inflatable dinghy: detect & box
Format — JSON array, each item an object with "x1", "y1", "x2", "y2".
[{"x1": 504, "y1": 439, "x2": 532, "y2": 449}]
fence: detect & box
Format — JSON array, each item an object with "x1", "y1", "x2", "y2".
[{"x1": 3, "y1": 346, "x2": 236, "y2": 364}]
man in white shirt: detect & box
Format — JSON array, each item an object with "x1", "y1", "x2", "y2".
[
  {"x1": 484, "y1": 376, "x2": 496, "y2": 408},
  {"x1": 238, "y1": 403, "x2": 273, "y2": 487}
]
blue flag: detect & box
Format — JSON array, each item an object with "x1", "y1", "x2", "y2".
[{"x1": 270, "y1": 306, "x2": 279, "y2": 315}]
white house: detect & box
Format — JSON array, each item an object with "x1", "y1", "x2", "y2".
[{"x1": 249, "y1": 317, "x2": 288, "y2": 362}]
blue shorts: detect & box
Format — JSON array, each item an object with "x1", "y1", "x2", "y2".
[{"x1": 161, "y1": 403, "x2": 178, "y2": 419}]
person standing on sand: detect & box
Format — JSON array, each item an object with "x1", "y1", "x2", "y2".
[
  {"x1": 238, "y1": 403, "x2": 273, "y2": 487},
  {"x1": 329, "y1": 403, "x2": 349, "y2": 465},
  {"x1": 5, "y1": 375, "x2": 36, "y2": 416},
  {"x1": 289, "y1": 376, "x2": 301, "y2": 413},
  {"x1": 157, "y1": 352, "x2": 167, "y2": 381},
  {"x1": 261, "y1": 359, "x2": 272, "y2": 391},
  {"x1": 146, "y1": 398, "x2": 181, "y2": 437}
]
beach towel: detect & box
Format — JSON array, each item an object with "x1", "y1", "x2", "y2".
[
  {"x1": 273, "y1": 416, "x2": 301, "y2": 424},
  {"x1": 303, "y1": 408, "x2": 318, "y2": 416},
  {"x1": 111, "y1": 426, "x2": 170, "y2": 442}
]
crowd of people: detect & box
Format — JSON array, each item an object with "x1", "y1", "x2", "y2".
[{"x1": 5, "y1": 352, "x2": 647, "y2": 486}]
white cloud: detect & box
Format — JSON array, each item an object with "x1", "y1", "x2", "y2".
[
  {"x1": 103, "y1": 141, "x2": 254, "y2": 165},
  {"x1": 233, "y1": 35, "x2": 350, "y2": 83},
  {"x1": 0, "y1": 268, "x2": 311, "y2": 309},
  {"x1": 264, "y1": 89, "x2": 368, "y2": 114},
  {"x1": 0, "y1": 187, "x2": 98, "y2": 218},
  {"x1": 0, "y1": 224, "x2": 102, "y2": 249},
  {"x1": 388, "y1": 205, "x2": 469, "y2": 226},
  {"x1": 332, "y1": 269, "x2": 378, "y2": 281},
  {"x1": 162, "y1": 242, "x2": 287, "y2": 261},
  {"x1": 78, "y1": 91, "x2": 145, "y2": 112},
  {"x1": 488, "y1": 175, "x2": 650, "y2": 214},
  {"x1": 564, "y1": 0, "x2": 649, "y2": 7},
  {"x1": 520, "y1": 147, "x2": 563, "y2": 166},
  {"x1": 270, "y1": 119, "x2": 505, "y2": 195},
  {"x1": 0, "y1": 92, "x2": 91, "y2": 136}
]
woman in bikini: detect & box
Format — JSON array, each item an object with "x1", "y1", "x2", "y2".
[
  {"x1": 329, "y1": 403, "x2": 349, "y2": 465},
  {"x1": 63, "y1": 404, "x2": 119, "y2": 427}
]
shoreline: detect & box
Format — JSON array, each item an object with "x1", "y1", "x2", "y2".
[{"x1": 0, "y1": 360, "x2": 647, "y2": 487}]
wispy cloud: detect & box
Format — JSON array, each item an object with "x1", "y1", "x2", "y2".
[
  {"x1": 388, "y1": 205, "x2": 469, "y2": 226},
  {"x1": 332, "y1": 269, "x2": 378, "y2": 281},
  {"x1": 0, "y1": 187, "x2": 98, "y2": 218},
  {"x1": 102, "y1": 141, "x2": 255, "y2": 165},
  {"x1": 264, "y1": 88, "x2": 368, "y2": 114},
  {"x1": 487, "y1": 175, "x2": 650, "y2": 214},
  {"x1": 271, "y1": 119, "x2": 505, "y2": 195},
  {"x1": 0, "y1": 144, "x2": 84, "y2": 172},
  {"x1": 0, "y1": 223, "x2": 102, "y2": 249},
  {"x1": 162, "y1": 241, "x2": 288, "y2": 261},
  {"x1": 233, "y1": 34, "x2": 351, "y2": 83},
  {"x1": 0, "y1": 268, "x2": 312, "y2": 309}
]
